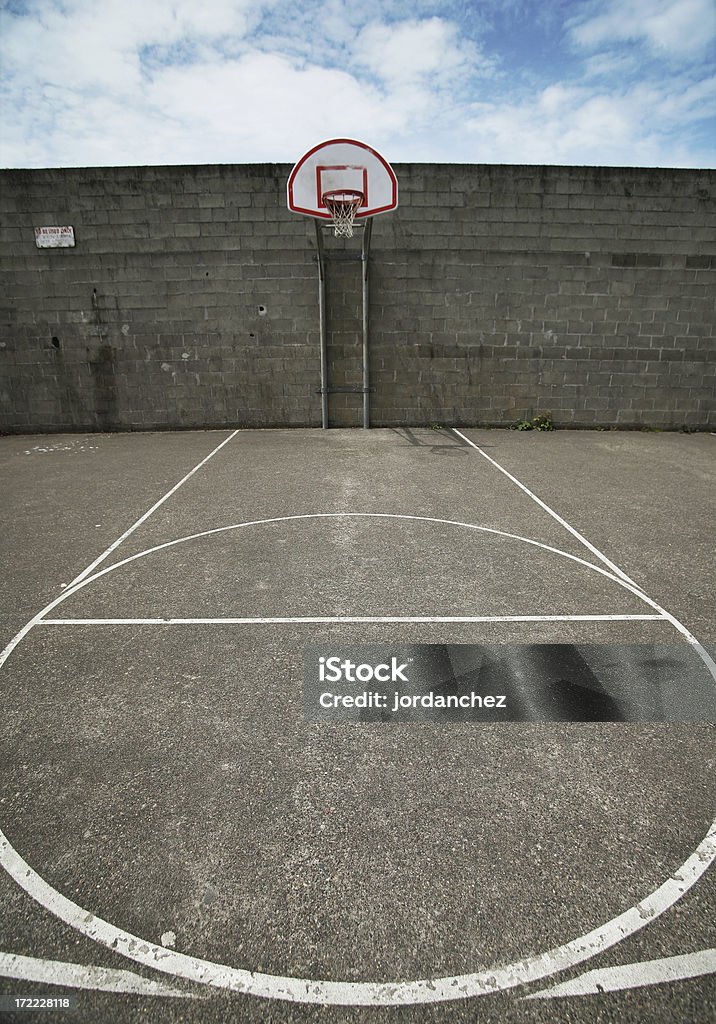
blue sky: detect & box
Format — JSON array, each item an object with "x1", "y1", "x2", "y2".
[{"x1": 1, "y1": 0, "x2": 714, "y2": 168}]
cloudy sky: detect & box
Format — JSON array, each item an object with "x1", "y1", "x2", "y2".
[{"x1": 1, "y1": 0, "x2": 714, "y2": 169}]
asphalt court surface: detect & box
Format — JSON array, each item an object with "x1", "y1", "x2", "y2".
[{"x1": 0, "y1": 427, "x2": 714, "y2": 1023}]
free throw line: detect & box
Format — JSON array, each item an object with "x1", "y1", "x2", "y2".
[{"x1": 40, "y1": 614, "x2": 668, "y2": 625}]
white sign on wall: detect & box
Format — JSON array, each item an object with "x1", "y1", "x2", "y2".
[{"x1": 34, "y1": 226, "x2": 75, "y2": 248}]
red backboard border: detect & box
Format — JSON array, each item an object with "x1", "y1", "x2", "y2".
[{"x1": 287, "y1": 138, "x2": 398, "y2": 220}]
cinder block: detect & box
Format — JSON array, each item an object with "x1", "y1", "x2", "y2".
[{"x1": 2, "y1": 162, "x2": 715, "y2": 429}]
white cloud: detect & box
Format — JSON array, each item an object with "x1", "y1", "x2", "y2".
[
  {"x1": 146, "y1": 53, "x2": 404, "y2": 159},
  {"x1": 0, "y1": 0, "x2": 266, "y2": 92},
  {"x1": 351, "y1": 17, "x2": 489, "y2": 86},
  {"x1": 581, "y1": 50, "x2": 643, "y2": 80},
  {"x1": 0, "y1": 0, "x2": 713, "y2": 168},
  {"x1": 464, "y1": 75, "x2": 713, "y2": 167},
  {"x1": 0, "y1": 4, "x2": 493, "y2": 166},
  {"x1": 569, "y1": 0, "x2": 716, "y2": 60}
]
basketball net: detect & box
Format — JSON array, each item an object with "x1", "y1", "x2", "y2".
[{"x1": 322, "y1": 189, "x2": 364, "y2": 238}]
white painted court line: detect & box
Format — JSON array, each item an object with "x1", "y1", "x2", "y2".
[
  {"x1": 0, "y1": 951, "x2": 198, "y2": 998},
  {"x1": 0, "y1": 514, "x2": 663, "y2": 677},
  {"x1": 67, "y1": 429, "x2": 239, "y2": 589},
  {"x1": 0, "y1": 430, "x2": 239, "y2": 673},
  {"x1": 25, "y1": 513, "x2": 671, "y2": 635},
  {"x1": 0, "y1": 821, "x2": 714, "y2": 1005},
  {"x1": 525, "y1": 948, "x2": 716, "y2": 1000},
  {"x1": 0, "y1": 508, "x2": 713, "y2": 1005},
  {"x1": 0, "y1": 466, "x2": 714, "y2": 1006},
  {"x1": 452, "y1": 429, "x2": 643, "y2": 590},
  {"x1": 41, "y1": 614, "x2": 667, "y2": 625},
  {"x1": 450, "y1": 432, "x2": 716, "y2": 681}
]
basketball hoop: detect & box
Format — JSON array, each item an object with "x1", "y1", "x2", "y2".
[{"x1": 322, "y1": 189, "x2": 364, "y2": 238}]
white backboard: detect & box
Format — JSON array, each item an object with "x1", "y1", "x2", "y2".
[{"x1": 287, "y1": 139, "x2": 398, "y2": 221}]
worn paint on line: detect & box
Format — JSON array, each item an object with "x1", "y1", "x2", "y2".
[
  {"x1": 525, "y1": 948, "x2": 716, "y2": 999},
  {"x1": 0, "y1": 825, "x2": 715, "y2": 1004},
  {"x1": 0, "y1": 952, "x2": 199, "y2": 997}
]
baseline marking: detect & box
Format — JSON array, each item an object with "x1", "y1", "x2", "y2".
[
  {"x1": 525, "y1": 948, "x2": 716, "y2": 1000},
  {"x1": 0, "y1": 952, "x2": 199, "y2": 998}
]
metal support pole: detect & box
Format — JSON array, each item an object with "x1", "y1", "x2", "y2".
[
  {"x1": 361, "y1": 218, "x2": 373, "y2": 429},
  {"x1": 314, "y1": 220, "x2": 329, "y2": 429}
]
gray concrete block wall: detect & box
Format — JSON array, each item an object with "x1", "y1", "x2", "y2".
[
  {"x1": 0, "y1": 162, "x2": 714, "y2": 432},
  {"x1": 366, "y1": 164, "x2": 715, "y2": 429}
]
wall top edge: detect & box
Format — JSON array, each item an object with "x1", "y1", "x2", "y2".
[{"x1": 1, "y1": 161, "x2": 714, "y2": 177}]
